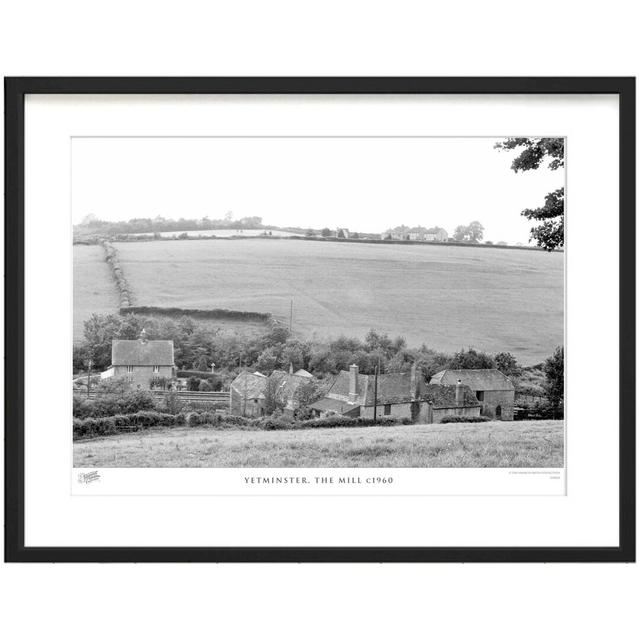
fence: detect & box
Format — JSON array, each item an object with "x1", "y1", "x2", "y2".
[{"x1": 74, "y1": 389, "x2": 230, "y2": 404}]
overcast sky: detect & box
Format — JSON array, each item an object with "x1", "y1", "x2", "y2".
[{"x1": 72, "y1": 137, "x2": 564, "y2": 244}]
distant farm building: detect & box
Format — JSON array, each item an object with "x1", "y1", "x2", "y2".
[
  {"x1": 229, "y1": 371, "x2": 268, "y2": 417},
  {"x1": 308, "y1": 364, "x2": 479, "y2": 423},
  {"x1": 390, "y1": 228, "x2": 449, "y2": 242},
  {"x1": 269, "y1": 368, "x2": 316, "y2": 417},
  {"x1": 430, "y1": 369, "x2": 515, "y2": 420},
  {"x1": 229, "y1": 368, "x2": 316, "y2": 417},
  {"x1": 100, "y1": 329, "x2": 176, "y2": 388}
]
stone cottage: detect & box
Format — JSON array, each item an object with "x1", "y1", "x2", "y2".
[
  {"x1": 309, "y1": 364, "x2": 426, "y2": 420},
  {"x1": 430, "y1": 368, "x2": 515, "y2": 420},
  {"x1": 229, "y1": 371, "x2": 269, "y2": 417},
  {"x1": 309, "y1": 364, "x2": 481, "y2": 423},
  {"x1": 269, "y1": 368, "x2": 316, "y2": 417},
  {"x1": 421, "y1": 382, "x2": 482, "y2": 423},
  {"x1": 100, "y1": 329, "x2": 176, "y2": 388}
]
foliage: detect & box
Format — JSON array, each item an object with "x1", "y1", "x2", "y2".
[
  {"x1": 73, "y1": 410, "x2": 184, "y2": 439},
  {"x1": 494, "y1": 137, "x2": 564, "y2": 250},
  {"x1": 543, "y1": 346, "x2": 564, "y2": 415},
  {"x1": 452, "y1": 221, "x2": 484, "y2": 243},
  {"x1": 186, "y1": 376, "x2": 201, "y2": 391},
  {"x1": 521, "y1": 188, "x2": 564, "y2": 251},
  {"x1": 73, "y1": 386, "x2": 157, "y2": 418},
  {"x1": 494, "y1": 352, "x2": 521, "y2": 377},
  {"x1": 448, "y1": 348, "x2": 495, "y2": 370},
  {"x1": 439, "y1": 415, "x2": 491, "y2": 423},
  {"x1": 75, "y1": 214, "x2": 264, "y2": 236},
  {"x1": 320, "y1": 227, "x2": 332, "y2": 237}
]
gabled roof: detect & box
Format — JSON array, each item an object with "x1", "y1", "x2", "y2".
[
  {"x1": 422, "y1": 383, "x2": 480, "y2": 408},
  {"x1": 112, "y1": 339, "x2": 174, "y2": 366},
  {"x1": 230, "y1": 371, "x2": 269, "y2": 399},
  {"x1": 430, "y1": 369, "x2": 514, "y2": 391},
  {"x1": 326, "y1": 371, "x2": 370, "y2": 404},
  {"x1": 325, "y1": 369, "x2": 424, "y2": 406},
  {"x1": 308, "y1": 397, "x2": 355, "y2": 414},
  {"x1": 363, "y1": 372, "x2": 425, "y2": 405},
  {"x1": 294, "y1": 369, "x2": 313, "y2": 378},
  {"x1": 270, "y1": 370, "x2": 315, "y2": 406}
]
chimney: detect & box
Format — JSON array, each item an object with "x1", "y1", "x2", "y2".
[
  {"x1": 139, "y1": 328, "x2": 148, "y2": 344},
  {"x1": 289, "y1": 362, "x2": 294, "y2": 375},
  {"x1": 410, "y1": 362, "x2": 418, "y2": 400},
  {"x1": 455, "y1": 379, "x2": 464, "y2": 406},
  {"x1": 348, "y1": 364, "x2": 359, "y2": 403}
]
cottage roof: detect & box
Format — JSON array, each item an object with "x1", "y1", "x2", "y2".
[
  {"x1": 363, "y1": 372, "x2": 424, "y2": 405},
  {"x1": 325, "y1": 369, "x2": 424, "y2": 406},
  {"x1": 308, "y1": 397, "x2": 354, "y2": 414},
  {"x1": 112, "y1": 339, "x2": 174, "y2": 366},
  {"x1": 430, "y1": 369, "x2": 514, "y2": 391},
  {"x1": 270, "y1": 370, "x2": 315, "y2": 405},
  {"x1": 230, "y1": 371, "x2": 269, "y2": 398},
  {"x1": 422, "y1": 383, "x2": 480, "y2": 408}
]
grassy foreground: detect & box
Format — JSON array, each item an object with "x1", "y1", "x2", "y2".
[{"x1": 73, "y1": 420, "x2": 564, "y2": 468}]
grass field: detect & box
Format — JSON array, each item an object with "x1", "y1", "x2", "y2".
[
  {"x1": 109, "y1": 238, "x2": 563, "y2": 364},
  {"x1": 73, "y1": 244, "x2": 120, "y2": 341},
  {"x1": 73, "y1": 420, "x2": 564, "y2": 468}
]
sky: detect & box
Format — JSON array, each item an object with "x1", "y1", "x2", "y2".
[{"x1": 72, "y1": 137, "x2": 564, "y2": 244}]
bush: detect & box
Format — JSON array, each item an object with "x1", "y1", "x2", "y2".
[
  {"x1": 297, "y1": 415, "x2": 410, "y2": 429},
  {"x1": 73, "y1": 410, "x2": 184, "y2": 439},
  {"x1": 73, "y1": 389, "x2": 158, "y2": 418},
  {"x1": 439, "y1": 415, "x2": 491, "y2": 424}
]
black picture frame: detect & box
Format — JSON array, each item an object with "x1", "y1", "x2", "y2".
[{"x1": 4, "y1": 77, "x2": 635, "y2": 563}]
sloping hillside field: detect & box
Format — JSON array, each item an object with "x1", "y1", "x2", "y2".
[
  {"x1": 73, "y1": 244, "x2": 121, "y2": 340},
  {"x1": 109, "y1": 238, "x2": 563, "y2": 365}
]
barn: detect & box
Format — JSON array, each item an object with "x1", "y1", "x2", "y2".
[{"x1": 430, "y1": 369, "x2": 515, "y2": 420}]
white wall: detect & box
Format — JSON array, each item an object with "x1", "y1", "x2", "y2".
[{"x1": 1, "y1": 2, "x2": 638, "y2": 640}]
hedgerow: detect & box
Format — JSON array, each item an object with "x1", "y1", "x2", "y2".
[
  {"x1": 439, "y1": 415, "x2": 491, "y2": 424},
  {"x1": 73, "y1": 409, "x2": 413, "y2": 440},
  {"x1": 73, "y1": 411, "x2": 185, "y2": 440}
]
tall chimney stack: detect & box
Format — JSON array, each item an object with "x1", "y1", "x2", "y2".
[
  {"x1": 455, "y1": 379, "x2": 463, "y2": 406},
  {"x1": 349, "y1": 364, "x2": 359, "y2": 403}
]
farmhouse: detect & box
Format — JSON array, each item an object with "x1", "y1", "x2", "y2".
[
  {"x1": 309, "y1": 364, "x2": 480, "y2": 422},
  {"x1": 229, "y1": 371, "x2": 269, "y2": 417},
  {"x1": 430, "y1": 368, "x2": 515, "y2": 420},
  {"x1": 100, "y1": 330, "x2": 176, "y2": 388}
]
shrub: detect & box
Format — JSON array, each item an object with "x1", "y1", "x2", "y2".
[
  {"x1": 439, "y1": 415, "x2": 491, "y2": 424},
  {"x1": 73, "y1": 410, "x2": 184, "y2": 439}
]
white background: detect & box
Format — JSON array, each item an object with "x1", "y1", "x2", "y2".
[
  {"x1": 1, "y1": 1, "x2": 638, "y2": 639},
  {"x1": 29, "y1": 94, "x2": 607, "y2": 546}
]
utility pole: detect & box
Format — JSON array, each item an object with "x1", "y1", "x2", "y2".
[
  {"x1": 243, "y1": 359, "x2": 247, "y2": 418},
  {"x1": 373, "y1": 354, "x2": 380, "y2": 422},
  {"x1": 289, "y1": 299, "x2": 293, "y2": 333},
  {"x1": 86, "y1": 358, "x2": 93, "y2": 398}
]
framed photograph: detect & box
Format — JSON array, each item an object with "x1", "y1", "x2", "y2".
[{"x1": 5, "y1": 77, "x2": 635, "y2": 562}]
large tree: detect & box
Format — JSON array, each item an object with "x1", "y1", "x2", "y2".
[
  {"x1": 495, "y1": 137, "x2": 565, "y2": 251},
  {"x1": 453, "y1": 221, "x2": 484, "y2": 243},
  {"x1": 543, "y1": 346, "x2": 564, "y2": 415}
]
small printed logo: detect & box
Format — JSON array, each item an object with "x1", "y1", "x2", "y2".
[{"x1": 78, "y1": 470, "x2": 101, "y2": 484}]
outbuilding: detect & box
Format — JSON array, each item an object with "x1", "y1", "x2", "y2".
[{"x1": 430, "y1": 368, "x2": 515, "y2": 420}]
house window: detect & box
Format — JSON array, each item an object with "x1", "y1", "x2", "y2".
[
  {"x1": 153, "y1": 365, "x2": 160, "y2": 373},
  {"x1": 384, "y1": 404, "x2": 391, "y2": 415},
  {"x1": 126, "y1": 365, "x2": 134, "y2": 373},
  {"x1": 476, "y1": 391, "x2": 485, "y2": 401}
]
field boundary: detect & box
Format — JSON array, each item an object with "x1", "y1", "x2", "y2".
[{"x1": 120, "y1": 305, "x2": 272, "y2": 323}]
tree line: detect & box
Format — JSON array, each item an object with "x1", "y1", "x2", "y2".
[{"x1": 74, "y1": 312, "x2": 563, "y2": 415}]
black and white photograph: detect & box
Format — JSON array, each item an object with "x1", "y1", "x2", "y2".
[{"x1": 72, "y1": 135, "x2": 565, "y2": 470}]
